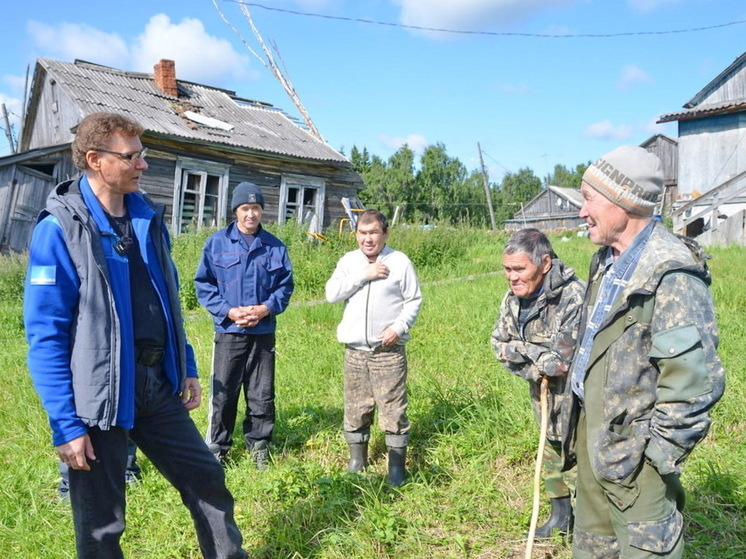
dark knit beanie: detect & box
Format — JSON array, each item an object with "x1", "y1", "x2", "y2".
[
  {"x1": 582, "y1": 146, "x2": 663, "y2": 216},
  {"x1": 231, "y1": 182, "x2": 265, "y2": 211}
]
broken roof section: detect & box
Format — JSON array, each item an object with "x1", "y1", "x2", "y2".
[{"x1": 22, "y1": 58, "x2": 348, "y2": 164}]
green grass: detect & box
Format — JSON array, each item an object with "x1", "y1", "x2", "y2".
[{"x1": 1, "y1": 226, "x2": 744, "y2": 558}]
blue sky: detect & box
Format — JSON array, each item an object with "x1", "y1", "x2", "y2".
[{"x1": 1, "y1": 0, "x2": 745, "y2": 182}]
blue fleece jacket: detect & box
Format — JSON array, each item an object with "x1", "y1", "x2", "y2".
[{"x1": 24, "y1": 175, "x2": 196, "y2": 446}]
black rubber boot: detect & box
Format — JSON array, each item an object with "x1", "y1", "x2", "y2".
[
  {"x1": 534, "y1": 496, "x2": 573, "y2": 538},
  {"x1": 250, "y1": 440, "x2": 270, "y2": 471},
  {"x1": 347, "y1": 442, "x2": 368, "y2": 472},
  {"x1": 387, "y1": 446, "x2": 407, "y2": 487}
]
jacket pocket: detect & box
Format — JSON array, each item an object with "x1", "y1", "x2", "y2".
[
  {"x1": 650, "y1": 324, "x2": 711, "y2": 400},
  {"x1": 213, "y1": 253, "x2": 242, "y2": 303},
  {"x1": 594, "y1": 422, "x2": 648, "y2": 486},
  {"x1": 628, "y1": 507, "x2": 683, "y2": 553},
  {"x1": 214, "y1": 253, "x2": 241, "y2": 271}
]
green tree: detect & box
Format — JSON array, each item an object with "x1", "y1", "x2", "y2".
[
  {"x1": 544, "y1": 162, "x2": 589, "y2": 189},
  {"x1": 356, "y1": 145, "x2": 416, "y2": 220},
  {"x1": 415, "y1": 143, "x2": 467, "y2": 223},
  {"x1": 493, "y1": 167, "x2": 543, "y2": 226},
  {"x1": 350, "y1": 145, "x2": 372, "y2": 174}
]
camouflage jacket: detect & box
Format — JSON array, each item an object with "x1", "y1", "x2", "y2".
[
  {"x1": 491, "y1": 259, "x2": 586, "y2": 440},
  {"x1": 564, "y1": 222, "x2": 725, "y2": 504}
]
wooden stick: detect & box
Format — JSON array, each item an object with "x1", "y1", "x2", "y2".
[{"x1": 525, "y1": 376, "x2": 549, "y2": 558}]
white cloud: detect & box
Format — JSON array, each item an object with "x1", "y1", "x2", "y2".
[
  {"x1": 2, "y1": 73, "x2": 26, "y2": 93},
  {"x1": 379, "y1": 133, "x2": 429, "y2": 154},
  {"x1": 0, "y1": 91, "x2": 24, "y2": 152},
  {"x1": 582, "y1": 120, "x2": 632, "y2": 140},
  {"x1": 26, "y1": 20, "x2": 129, "y2": 68},
  {"x1": 392, "y1": 0, "x2": 576, "y2": 34},
  {"x1": 25, "y1": 15, "x2": 254, "y2": 88},
  {"x1": 618, "y1": 64, "x2": 653, "y2": 90},
  {"x1": 131, "y1": 15, "x2": 254, "y2": 84},
  {"x1": 627, "y1": 0, "x2": 681, "y2": 14}
]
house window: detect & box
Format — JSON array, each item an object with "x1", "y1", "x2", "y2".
[
  {"x1": 279, "y1": 175, "x2": 326, "y2": 233},
  {"x1": 173, "y1": 158, "x2": 229, "y2": 234}
]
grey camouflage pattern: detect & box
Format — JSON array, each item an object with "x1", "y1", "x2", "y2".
[
  {"x1": 491, "y1": 258, "x2": 586, "y2": 442},
  {"x1": 568, "y1": 223, "x2": 725, "y2": 556},
  {"x1": 568, "y1": 224, "x2": 725, "y2": 481}
]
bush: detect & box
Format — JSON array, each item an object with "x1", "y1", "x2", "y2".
[
  {"x1": 0, "y1": 252, "x2": 27, "y2": 304},
  {"x1": 172, "y1": 223, "x2": 509, "y2": 307}
]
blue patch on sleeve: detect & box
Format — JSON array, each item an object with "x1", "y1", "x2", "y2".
[{"x1": 29, "y1": 265, "x2": 57, "y2": 285}]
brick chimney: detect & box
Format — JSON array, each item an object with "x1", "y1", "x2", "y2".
[{"x1": 154, "y1": 59, "x2": 178, "y2": 97}]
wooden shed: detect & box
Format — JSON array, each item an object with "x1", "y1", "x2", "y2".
[
  {"x1": 658, "y1": 50, "x2": 746, "y2": 243},
  {"x1": 0, "y1": 58, "x2": 364, "y2": 253},
  {"x1": 503, "y1": 186, "x2": 584, "y2": 232}
]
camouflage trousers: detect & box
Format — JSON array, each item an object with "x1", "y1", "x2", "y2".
[
  {"x1": 573, "y1": 412, "x2": 684, "y2": 558},
  {"x1": 343, "y1": 345, "x2": 410, "y2": 447},
  {"x1": 529, "y1": 377, "x2": 576, "y2": 499},
  {"x1": 543, "y1": 440, "x2": 576, "y2": 499}
]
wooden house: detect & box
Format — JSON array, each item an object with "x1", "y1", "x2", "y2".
[
  {"x1": 0, "y1": 58, "x2": 364, "y2": 253},
  {"x1": 658, "y1": 51, "x2": 746, "y2": 243},
  {"x1": 503, "y1": 185, "x2": 584, "y2": 232},
  {"x1": 503, "y1": 135, "x2": 677, "y2": 232},
  {"x1": 639, "y1": 134, "x2": 678, "y2": 218}
]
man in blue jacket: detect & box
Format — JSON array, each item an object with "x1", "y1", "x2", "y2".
[
  {"x1": 24, "y1": 111, "x2": 246, "y2": 559},
  {"x1": 195, "y1": 182, "x2": 294, "y2": 469}
]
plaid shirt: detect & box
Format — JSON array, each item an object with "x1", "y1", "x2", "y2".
[{"x1": 571, "y1": 221, "x2": 655, "y2": 400}]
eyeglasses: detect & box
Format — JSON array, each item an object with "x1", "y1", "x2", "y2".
[{"x1": 95, "y1": 147, "x2": 148, "y2": 163}]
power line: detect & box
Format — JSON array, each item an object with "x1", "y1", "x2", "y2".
[{"x1": 229, "y1": 1, "x2": 746, "y2": 39}]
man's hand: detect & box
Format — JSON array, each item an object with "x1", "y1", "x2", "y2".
[
  {"x1": 181, "y1": 377, "x2": 202, "y2": 411},
  {"x1": 56, "y1": 433, "x2": 96, "y2": 471},
  {"x1": 364, "y1": 262, "x2": 389, "y2": 281},
  {"x1": 228, "y1": 305, "x2": 269, "y2": 328},
  {"x1": 380, "y1": 327, "x2": 400, "y2": 347}
]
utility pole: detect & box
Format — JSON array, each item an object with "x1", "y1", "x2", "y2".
[
  {"x1": 478, "y1": 142, "x2": 497, "y2": 230},
  {"x1": 2, "y1": 104, "x2": 16, "y2": 154}
]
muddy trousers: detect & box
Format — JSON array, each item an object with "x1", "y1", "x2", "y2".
[{"x1": 343, "y1": 345, "x2": 410, "y2": 447}]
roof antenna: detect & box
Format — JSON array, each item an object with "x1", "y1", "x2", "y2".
[{"x1": 212, "y1": 0, "x2": 323, "y2": 142}]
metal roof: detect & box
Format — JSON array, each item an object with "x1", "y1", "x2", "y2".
[
  {"x1": 548, "y1": 186, "x2": 583, "y2": 207},
  {"x1": 657, "y1": 51, "x2": 746, "y2": 123},
  {"x1": 37, "y1": 58, "x2": 349, "y2": 164},
  {"x1": 658, "y1": 100, "x2": 746, "y2": 123}
]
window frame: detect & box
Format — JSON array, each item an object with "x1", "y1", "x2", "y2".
[
  {"x1": 278, "y1": 174, "x2": 326, "y2": 233},
  {"x1": 172, "y1": 157, "x2": 230, "y2": 235}
]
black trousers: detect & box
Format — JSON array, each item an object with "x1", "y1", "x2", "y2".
[
  {"x1": 68, "y1": 362, "x2": 246, "y2": 559},
  {"x1": 205, "y1": 332, "x2": 276, "y2": 459}
]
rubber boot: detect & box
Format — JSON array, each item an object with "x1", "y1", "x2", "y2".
[
  {"x1": 347, "y1": 442, "x2": 368, "y2": 473},
  {"x1": 534, "y1": 496, "x2": 573, "y2": 538},
  {"x1": 387, "y1": 446, "x2": 407, "y2": 487},
  {"x1": 250, "y1": 440, "x2": 270, "y2": 471}
]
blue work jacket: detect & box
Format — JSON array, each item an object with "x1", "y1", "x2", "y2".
[{"x1": 194, "y1": 222, "x2": 294, "y2": 334}]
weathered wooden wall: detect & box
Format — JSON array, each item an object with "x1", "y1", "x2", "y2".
[
  {"x1": 678, "y1": 113, "x2": 746, "y2": 198},
  {"x1": 143, "y1": 138, "x2": 362, "y2": 231},
  {"x1": 23, "y1": 69, "x2": 80, "y2": 151},
  {"x1": 503, "y1": 215, "x2": 585, "y2": 232},
  {"x1": 0, "y1": 165, "x2": 56, "y2": 253}
]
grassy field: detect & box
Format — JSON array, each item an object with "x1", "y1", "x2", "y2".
[{"x1": 0, "y1": 225, "x2": 744, "y2": 558}]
